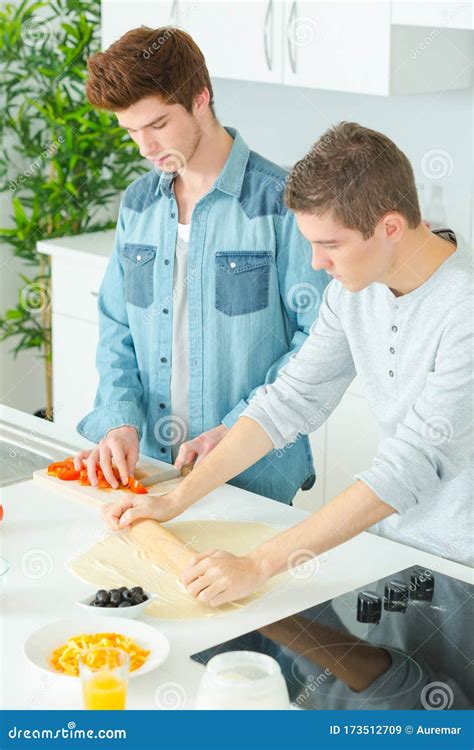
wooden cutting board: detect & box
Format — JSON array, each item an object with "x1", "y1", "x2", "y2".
[{"x1": 33, "y1": 459, "x2": 182, "y2": 511}]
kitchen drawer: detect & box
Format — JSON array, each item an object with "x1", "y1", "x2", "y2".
[{"x1": 51, "y1": 256, "x2": 106, "y2": 324}]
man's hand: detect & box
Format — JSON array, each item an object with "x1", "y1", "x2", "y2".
[
  {"x1": 102, "y1": 491, "x2": 183, "y2": 530},
  {"x1": 174, "y1": 424, "x2": 228, "y2": 469},
  {"x1": 73, "y1": 425, "x2": 139, "y2": 489},
  {"x1": 181, "y1": 550, "x2": 269, "y2": 607}
]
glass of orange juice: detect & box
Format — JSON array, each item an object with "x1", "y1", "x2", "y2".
[{"x1": 79, "y1": 647, "x2": 129, "y2": 710}]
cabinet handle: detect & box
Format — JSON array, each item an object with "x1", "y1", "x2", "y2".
[
  {"x1": 263, "y1": 0, "x2": 273, "y2": 72},
  {"x1": 287, "y1": 1, "x2": 297, "y2": 75}
]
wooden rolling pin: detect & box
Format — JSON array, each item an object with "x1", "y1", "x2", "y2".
[{"x1": 130, "y1": 519, "x2": 197, "y2": 578}]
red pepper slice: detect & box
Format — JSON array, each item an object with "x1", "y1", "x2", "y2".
[{"x1": 127, "y1": 476, "x2": 148, "y2": 494}]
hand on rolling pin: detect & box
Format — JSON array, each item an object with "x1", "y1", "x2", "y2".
[
  {"x1": 174, "y1": 424, "x2": 228, "y2": 469},
  {"x1": 181, "y1": 550, "x2": 269, "y2": 607},
  {"x1": 102, "y1": 492, "x2": 183, "y2": 530}
]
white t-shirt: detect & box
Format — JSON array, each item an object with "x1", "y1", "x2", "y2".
[{"x1": 170, "y1": 223, "x2": 190, "y2": 461}]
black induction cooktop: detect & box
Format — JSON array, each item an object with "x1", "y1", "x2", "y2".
[{"x1": 191, "y1": 566, "x2": 473, "y2": 710}]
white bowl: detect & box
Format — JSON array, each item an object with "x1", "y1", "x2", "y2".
[
  {"x1": 24, "y1": 616, "x2": 170, "y2": 679},
  {"x1": 76, "y1": 589, "x2": 157, "y2": 619}
]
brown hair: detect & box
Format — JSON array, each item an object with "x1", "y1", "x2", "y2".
[
  {"x1": 285, "y1": 122, "x2": 421, "y2": 238},
  {"x1": 86, "y1": 26, "x2": 215, "y2": 116}
]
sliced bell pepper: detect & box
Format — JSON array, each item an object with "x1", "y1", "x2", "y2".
[{"x1": 49, "y1": 458, "x2": 147, "y2": 494}]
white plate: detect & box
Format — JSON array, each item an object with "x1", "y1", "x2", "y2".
[{"x1": 24, "y1": 616, "x2": 170, "y2": 679}]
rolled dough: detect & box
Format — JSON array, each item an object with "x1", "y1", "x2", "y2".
[{"x1": 68, "y1": 520, "x2": 280, "y2": 619}]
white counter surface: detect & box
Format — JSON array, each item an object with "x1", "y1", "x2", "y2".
[{"x1": 0, "y1": 405, "x2": 471, "y2": 710}]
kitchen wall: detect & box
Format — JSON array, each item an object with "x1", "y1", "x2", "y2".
[{"x1": 212, "y1": 78, "x2": 473, "y2": 242}]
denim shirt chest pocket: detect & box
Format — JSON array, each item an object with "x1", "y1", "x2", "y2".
[
  {"x1": 215, "y1": 251, "x2": 273, "y2": 316},
  {"x1": 121, "y1": 243, "x2": 157, "y2": 308}
]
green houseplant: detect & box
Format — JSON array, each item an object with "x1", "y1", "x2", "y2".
[{"x1": 0, "y1": 0, "x2": 146, "y2": 418}]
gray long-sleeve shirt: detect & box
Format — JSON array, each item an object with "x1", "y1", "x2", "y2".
[{"x1": 243, "y1": 229, "x2": 473, "y2": 566}]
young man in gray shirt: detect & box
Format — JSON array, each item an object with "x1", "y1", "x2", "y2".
[{"x1": 104, "y1": 122, "x2": 473, "y2": 607}]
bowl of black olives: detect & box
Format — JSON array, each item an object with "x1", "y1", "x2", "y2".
[{"x1": 77, "y1": 586, "x2": 156, "y2": 619}]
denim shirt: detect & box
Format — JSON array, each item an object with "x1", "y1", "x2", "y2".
[{"x1": 77, "y1": 127, "x2": 330, "y2": 504}]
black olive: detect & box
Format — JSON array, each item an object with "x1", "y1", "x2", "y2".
[
  {"x1": 95, "y1": 590, "x2": 110, "y2": 604},
  {"x1": 118, "y1": 586, "x2": 128, "y2": 594},
  {"x1": 130, "y1": 586, "x2": 144, "y2": 596},
  {"x1": 118, "y1": 601, "x2": 132, "y2": 607},
  {"x1": 122, "y1": 590, "x2": 134, "y2": 601},
  {"x1": 93, "y1": 600, "x2": 106, "y2": 607},
  {"x1": 110, "y1": 592, "x2": 122, "y2": 606},
  {"x1": 105, "y1": 603, "x2": 115, "y2": 608}
]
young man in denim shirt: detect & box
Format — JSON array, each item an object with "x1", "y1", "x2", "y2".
[{"x1": 73, "y1": 27, "x2": 329, "y2": 504}]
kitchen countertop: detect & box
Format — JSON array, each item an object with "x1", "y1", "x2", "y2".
[
  {"x1": 37, "y1": 230, "x2": 115, "y2": 267},
  {"x1": 0, "y1": 404, "x2": 472, "y2": 710}
]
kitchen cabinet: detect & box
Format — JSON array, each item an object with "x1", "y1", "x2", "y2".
[
  {"x1": 282, "y1": 1, "x2": 391, "y2": 95},
  {"x1": 101, "y1": 1, "x2": 473, "y2": 95},
  {"x1": 187, "y1": 1, "x2": 284, "y2": 84},
  {"x1": 51, "y1": 314, "x2": 100, "y2": 429},
  {"x1": 101, "y1": 0, "x2": 188, "y2": 49},
  {"x1": 391, "y1": 1, "x2": 474, "y2": 30},
  {"x1": 37, "y1": 232, "x2": 113, "y2": 430},
  {"x1": 281, "y1": 0, "x2": 472, "y2": 94}
]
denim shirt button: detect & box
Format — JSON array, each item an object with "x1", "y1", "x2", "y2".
[
  {"x1": 171, "y1": 212, "x2": 176, "y2": 219},
  {"x1": 160, "y1": 447, "x2": 167, "y2": 454},
  {"x1": 159, "y1": 403, "x2": 166, "y2": 409},
  {"x1": 160, "y1": 357, "x2": 167, "y2": 363},
  {"x1": 136, "y1": 254, "x2": 141, "y2": 261},
  {"x1": 229, "y1": 261, "x2": 236, "y2": 269}
]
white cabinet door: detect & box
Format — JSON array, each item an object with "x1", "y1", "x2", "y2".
[
  {"x1": 101, "y1": 1, "x2": 190, "y2": 50},
  {"x1": 282, "y1": 1, "x2": 391, "y2": 94},
  {"x1": 52, "y1": 314, "x2": 99, "y2": 430},
  {"x1": 187, "y1": 1, "x2": 284, "y2": 83},
  {"x1": 324, "y1": 392, "x2": 379, "y2": 503},
  {"x1": 391, "y1": 1, "x2": 474, "y2": 30}
]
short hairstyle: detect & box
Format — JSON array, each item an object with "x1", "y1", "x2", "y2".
[
  {"x1": 285, "y1": 122, "x2": 421, "y2": 238},
  {"x1": 86, "y1": 26, "x2": 215, "y2": 116}
]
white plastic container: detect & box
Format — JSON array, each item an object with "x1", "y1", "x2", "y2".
[{"x1": 195, "y1": 650, "x2": 290, "y2": 710}]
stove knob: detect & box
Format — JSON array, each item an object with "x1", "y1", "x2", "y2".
[
  {"x1": 357, "y1": 591, "x2": 382, "y2": 624},
  {"x1": 384, "y1": 580, "x2": 409, "y2": 612},
  {"x1": 410, "y1": 566, "x2": 434, "y2": 601}
]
